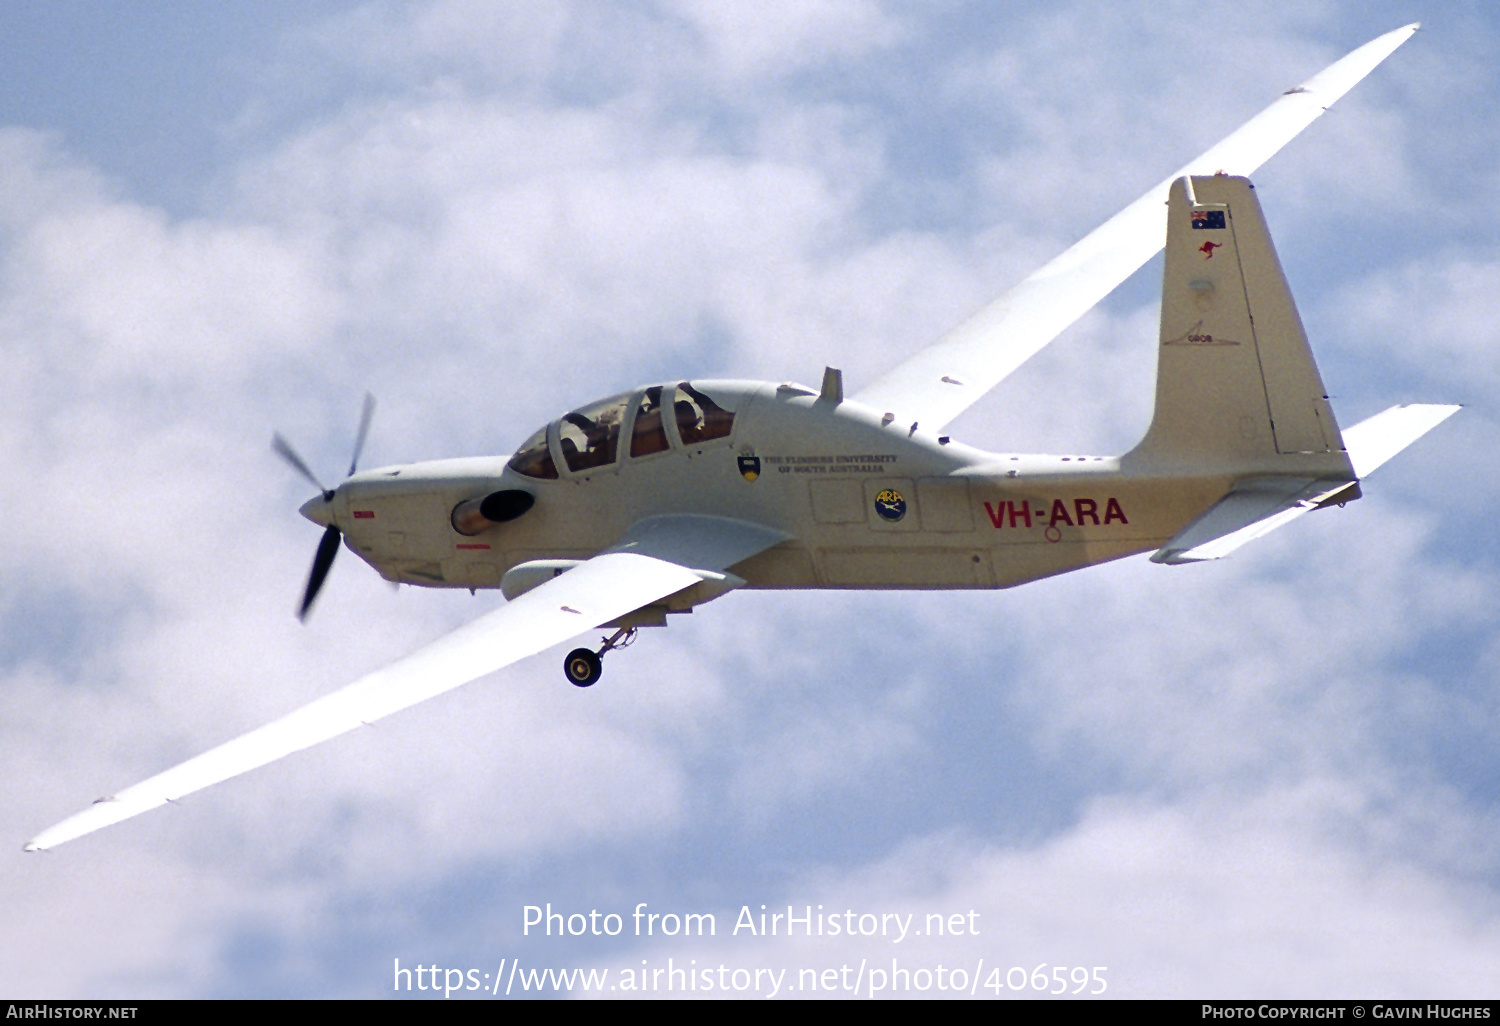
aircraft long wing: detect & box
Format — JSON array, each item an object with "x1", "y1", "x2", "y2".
[
  {"x1": 26, "y1": 515, "x2": 787, "y2": 851},
  {"x1": 851, "y1": 24, "x2": 1419, "y2": 433}
]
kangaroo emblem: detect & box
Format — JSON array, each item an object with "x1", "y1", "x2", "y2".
[{"x1": 1199, "y1": 240, "x2": 1222, "y2": 259}]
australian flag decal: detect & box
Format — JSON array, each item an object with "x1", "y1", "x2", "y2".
[{"x1": 1191, "y1": 209, "x2": 1226, "y2": 230}]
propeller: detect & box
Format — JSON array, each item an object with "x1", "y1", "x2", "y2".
[{"x1": 273, "y1": 393, "x2": 376, "y2": 620}]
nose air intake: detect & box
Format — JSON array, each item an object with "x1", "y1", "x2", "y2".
[{"x1": 451, "y1": 489, "x2": 535, "y2": 536}]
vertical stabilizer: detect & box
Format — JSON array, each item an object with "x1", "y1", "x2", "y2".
[{"x1": 1127, "y1": 175, "x2": 1353, "y2": 478}]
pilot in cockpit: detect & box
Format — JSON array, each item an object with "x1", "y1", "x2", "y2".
[{"x1": 675, "y1": 382, "x2": 734, "y2": 445}]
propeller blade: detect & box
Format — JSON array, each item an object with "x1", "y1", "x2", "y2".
[
  {"x1": 347, "y1": 393, "x2": 376, "y2": 477},
  {"x1": 279, "y1": 393, "x2": 373, "y2": 620},
  {"x1": 273, "y1": 433, "x2": 331, "y2": 499},
  {"x1": 299, "y1": 525, "x2": 343, "y2": 621}
]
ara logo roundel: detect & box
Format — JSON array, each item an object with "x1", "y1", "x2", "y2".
[{"x1": 874, "y1": 488, "x2": 907, "y2": 522}]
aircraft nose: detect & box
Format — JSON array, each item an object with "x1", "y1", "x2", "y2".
[{"x1": 299, "y1": 495, "x2": 335, "y2": 528}]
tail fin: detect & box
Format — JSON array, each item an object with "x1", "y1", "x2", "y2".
[{"x1": 1126, "y1": 175, "x2": 1353, "y2": 477}]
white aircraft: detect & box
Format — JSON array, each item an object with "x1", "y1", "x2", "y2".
[{"x1": 27, "y1": 24, "x2": 1454, "y2": 852}]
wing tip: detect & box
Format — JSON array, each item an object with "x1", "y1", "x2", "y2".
[
  {"x1": 1377, "y1": 22, "x2": 1420, "y2": 43},
  {"x1": 1390, "y1": 401, "x2": 1462, "y2": 419},
  {"x1": 24, "y1": 822, "x2": 72, "y2": 852}
]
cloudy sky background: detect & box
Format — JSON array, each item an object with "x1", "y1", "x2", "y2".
[{"x1": 3, "y1": 0, "x2": 1498, "y2": 998}]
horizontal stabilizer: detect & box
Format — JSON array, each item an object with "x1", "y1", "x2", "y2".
[
  {"x1": 1152, "y1": 477, "x2": 1354, "y2": 564},
  {"x1": 1152, "y1": 405, "x2": 1457, "y2": 564},
  {"x1": 1342, "y1": 403, "x2": 1461, "y2": 478}
]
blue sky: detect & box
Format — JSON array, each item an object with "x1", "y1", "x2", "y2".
[{"x1": 3, "y1": 0, "x2": 1499, "y2": 999}]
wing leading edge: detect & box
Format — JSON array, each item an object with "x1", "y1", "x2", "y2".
[
  {"x1": 852, "y1": 24, "x2": 1419, "y2": 433},
  {"x1": 26, "y1": 515, "x2": 787, "y2": 851}
]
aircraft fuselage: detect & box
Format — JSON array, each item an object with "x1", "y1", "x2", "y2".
[{"x1": 320, "y1": 380, "x2": 1239, "y2": 604}]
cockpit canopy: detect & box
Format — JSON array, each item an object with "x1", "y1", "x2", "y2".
[{"x1": 507, "y1": 382, "x2": 738, "y2": 480}]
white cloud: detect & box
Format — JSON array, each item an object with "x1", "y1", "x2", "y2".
[
  {"x1": 587, "y1": 791, "x2": 1500, "y2": 999},
  {"x1": 665, "y1": 0, "x2": 901, "y2": 82},
  {"x1": 1332, "y1": 255, "x2": 1500, "y2": 396}
]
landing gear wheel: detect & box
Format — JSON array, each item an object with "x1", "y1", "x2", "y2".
[{"x1": 564, "y1": 648, "x2": 602, "y2": 687}]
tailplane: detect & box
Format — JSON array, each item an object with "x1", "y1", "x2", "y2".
[
  {"x1": 1151, "y1": 403, "x2": 1459, "y2": 563},
  {"x1": 1342, "y1": 402, "x2": 1461, "y2": 478}
]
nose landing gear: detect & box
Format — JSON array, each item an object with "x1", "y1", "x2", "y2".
[{"x1": 563, "y1": 627, "x2": 637, "y2": 687}]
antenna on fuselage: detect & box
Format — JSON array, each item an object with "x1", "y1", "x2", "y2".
[{"x1": 820, "y1": 367, "x2": 844, "y2": 404}]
